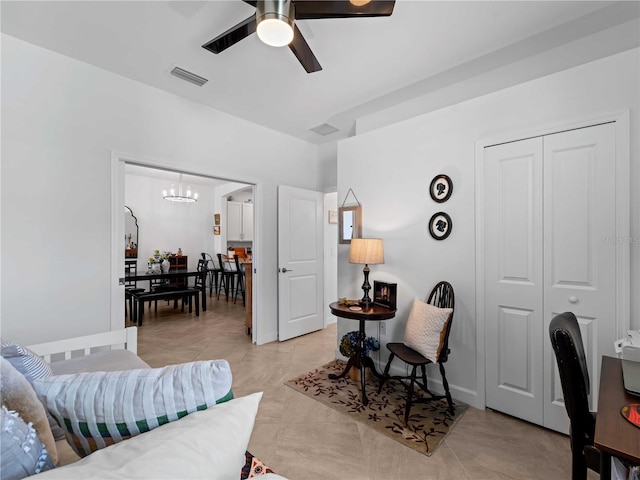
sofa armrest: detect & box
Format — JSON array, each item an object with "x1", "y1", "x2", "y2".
[{"x1": 26, "y1": 327, "x2": 138, "y2": 363}]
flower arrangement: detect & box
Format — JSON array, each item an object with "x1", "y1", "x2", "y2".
[
  {"x1": 339, "y1": 331, "x2": 380, "y2": 358},
  {"x1": 148, "y1": 250, "x2": 170, "y2": 264}
]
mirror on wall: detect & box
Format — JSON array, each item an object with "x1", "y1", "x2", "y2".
[
  {"x1": 338, "y1": 205, "x2": 362, "y2": 244},
  {"x1": 124, "y1": 206, "x2": 138, "y2": 258}
]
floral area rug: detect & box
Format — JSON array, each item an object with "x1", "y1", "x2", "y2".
[{"x1": 285, "y1": 360, "x2": 468, "y2": 457}]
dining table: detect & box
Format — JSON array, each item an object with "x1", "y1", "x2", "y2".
[{"x1": 125, "y1": 267, "x2": 207, "y2": 312}]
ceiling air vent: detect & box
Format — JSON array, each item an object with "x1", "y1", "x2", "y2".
[
  {"x1": 169, "y1": 66, "x2": 208, "y2": 87},
  {"x1": 310, "y1": 123, "x2": 339, "y2": 136}
]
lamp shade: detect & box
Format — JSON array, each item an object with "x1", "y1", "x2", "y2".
[{"x1": 349, "y1": 238, "x2": 384, "y2": 265}]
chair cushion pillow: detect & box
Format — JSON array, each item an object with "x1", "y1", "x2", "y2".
[
  {"x1": 1, "y1": 339, "x2": 66, "y2": 441},
  {"x1": 1, "y1": 405, "x2": 55, "y2": 479},
  {"x1": 403, "y1": 298, "x2": 453, "y2": 363},
  {"x1": 33, "y1": 360, "x2": 234, "y2": 457},
  {"x1": 0, "y1": 357, "x2": 58, "y2": 465},
  {"x1": 33, "y1": 393, "x2": 263, "y2": 480}
]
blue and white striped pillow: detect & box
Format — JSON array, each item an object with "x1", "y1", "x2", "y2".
[
  {"x1": 33, "y1": 360, "x2": 233, "y2": 457},
  {"x1": 0, "y1": 340, "x2": 53, "y2": 383}
]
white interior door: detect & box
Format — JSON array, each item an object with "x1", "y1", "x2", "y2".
[
  {"x1": 278, "y1": 186, "x2": 324, "y2": 341},
  {"x1": 542, "y1": 123, "x2": 617, "y2": 431},
  {"x1": 484, "y1": 122, "x2": 619, "y2": 433},
  {"x1": 484, "y1": 137, "x2": 545, "y2": 425}
]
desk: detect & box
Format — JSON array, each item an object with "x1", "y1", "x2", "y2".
[
  {"x1": 595, "y1": 356, "x2": 640, "y2": 479},
  {"x1": 125, "y1": 268, "x2": 207, "y2": 312},
  {"x1": 329, "y1": 302, "x2": 396, "y2": 405}
]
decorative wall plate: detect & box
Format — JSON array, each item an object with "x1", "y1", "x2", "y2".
[
  {"x1": 429, "y1": 174, "x2": 453, "y2": 203},
  {"x1": 429, "y1": 212, "x2": 452, "y2": 240}
]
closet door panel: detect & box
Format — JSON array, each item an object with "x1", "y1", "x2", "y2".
[
  {"x1": 542, "y1": 123, "x2": 617, "y2": 431},
  {"x1": 484, "y1": 137, "x2": 544, "y2": 425}
]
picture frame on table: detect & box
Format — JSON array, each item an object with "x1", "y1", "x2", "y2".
[{"x1": 373, "y1": 281, "x2": 397, "y2": 310}]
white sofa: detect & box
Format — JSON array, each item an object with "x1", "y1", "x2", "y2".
[{"x1": 0, "y1": 327, "x2": 284, "y2": 480}]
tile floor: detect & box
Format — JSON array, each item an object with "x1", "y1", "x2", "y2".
[{"x1": 132, "y1": 297, "x2": 593, "y2": 480}]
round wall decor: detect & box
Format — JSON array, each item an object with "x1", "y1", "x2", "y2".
[
  {"x1": 429, "y1": 212, "x2": 452, "y2": 240},
  {"x1": 429, "y1": 174, "x2": 453, "y2": 203}
]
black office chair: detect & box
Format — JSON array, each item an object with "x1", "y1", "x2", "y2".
[
  {"x1": 378, "y1": 281, "x2": 455, "y2": 425},
  {"x1": 549, "y1": 312, "x2": 601, "y2": 480}
]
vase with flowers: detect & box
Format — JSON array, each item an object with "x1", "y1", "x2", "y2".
[
  {"x1": 339, "y1": 331, "x2": 380, "y2": 382},
  {"x1": 148, "y1": 250, "x2": 170, "y2": 273}
]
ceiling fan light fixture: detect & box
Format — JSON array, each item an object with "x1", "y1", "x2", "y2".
[{"x1": 256, "y1": 0, "x2": 295, "y2": 47}]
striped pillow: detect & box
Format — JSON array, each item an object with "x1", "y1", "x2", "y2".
[
  {"x1": 33, "y1": 360, "x2": 233, "y2": 457},
  {"x1": 1, "y1": 339, "x2": 53, "y2": 383}
]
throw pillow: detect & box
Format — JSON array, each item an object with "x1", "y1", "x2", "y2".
[
  {"x1": 33, "y1": 392, "x2": 263, "y2": 480},
  {"x1": 403, "y1": 298, "x2": 453, "y2": 363},
  {"x1": 1, "y1": 405, "x2": 55, "y2": 480},
  {"x1": 33, "y1": 359, "x2": 233, "y2": 457},
  {"x1": 0, "y1": 339, "x2": 66, "y2": 441},
  {"x1": 0, "y1": 357, "x2": 58, "y2": 465}
]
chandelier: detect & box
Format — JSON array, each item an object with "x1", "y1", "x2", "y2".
[{"x1": 162, "y1": 174, "x2": 198, "y2": 203}]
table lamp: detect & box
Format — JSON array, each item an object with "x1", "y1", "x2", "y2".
[{"x1": 349, "y1": 238, "x2": 384, "y2": 305}]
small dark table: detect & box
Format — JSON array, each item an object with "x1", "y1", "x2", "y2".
[
  {"x1": 595, "y1": 356, "x2": 640, "y2": 479},
  {"x1": 329, "y1": 302, "x2": 396, "y2": 405}
]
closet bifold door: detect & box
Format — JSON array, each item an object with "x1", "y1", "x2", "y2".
[
  {"x1": 483, "y1": 122, "x2": 618, "y2": 434},
  {"x1": 484, "y1": 137, "x2": 545, "y2": 426},
  {"x1": 541, "y1": 123, "x2": 616, "y2": 433}
]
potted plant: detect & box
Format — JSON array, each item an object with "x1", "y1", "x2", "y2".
[{"x1": 339, "y1": 331, "x2": 380, "y2": 382}]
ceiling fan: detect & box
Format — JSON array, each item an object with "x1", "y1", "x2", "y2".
[{"x1": 202, "y1": 0, "x2": 396, "y2": 73}]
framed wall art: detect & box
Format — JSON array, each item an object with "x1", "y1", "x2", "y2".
[
  {"x1": 373, "y1": 281, "x2": 397, "y2": 310},
  {"x1": 213, "y1": 226, "x2": 220, "y2": 235},
  {"x1": 214, "y1": 213, "x2": 221, "y2": 225},
  {"x1": 429, "y1": 174, "x2": 453, "y2": 203},
  {"x1": 429, "y1": 212, "x2": 452, "y2": 240}
]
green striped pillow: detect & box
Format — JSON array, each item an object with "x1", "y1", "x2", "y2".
[{"x1": 33, "y1": 360, "x2": 233, "y2": 457}]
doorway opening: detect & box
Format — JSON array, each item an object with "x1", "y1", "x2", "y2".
[{"x1": 119, "y1": 161, "x2": 255, "y2": 342}]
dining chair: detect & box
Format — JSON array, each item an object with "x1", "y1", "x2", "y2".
[
  {"x1": 549, "y1": 312, "x2": 601, "y2": 480},
  {"x1": 233, "y1": 254, "x2": 245, "y2": 306},
  {"x1": 216, "y1": 253, "x2": 232, "y2": 300},
  {"x1": 200, "y1": 252, "x2": 219, "y2": 297},
  {"x1": 378, "y1": 281, "x2": 455, "y2": 425},
  {"x1": 124, "y1": 260, "x2": 145, "y2": 322}
]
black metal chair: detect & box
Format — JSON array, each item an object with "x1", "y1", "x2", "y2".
[
  {"x1": 549, "y1": 312, "x2": 601, "y2": 480},
  {"x1": 200, "y1": 252, "x2": 219, "y2": 297},
  {"x1": 216, "y1": 253, "x2": 231, "y2": 300},
  {"x1": 233, "y1": 254, "x2": 245, "y2": 306},
  {"x1": 378, "y1": 281, "x2": 455, "y2": 425}
]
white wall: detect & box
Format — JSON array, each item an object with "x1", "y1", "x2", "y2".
[
  {"x1": 1, "y1": 34, "x2": 318, "y2": 344},
  {"x1": 337, "y1": 48, "x2": 639, "y2": 409},
  {"x1": 323, "y1": 192, "x2": 338, "y2": 327}
]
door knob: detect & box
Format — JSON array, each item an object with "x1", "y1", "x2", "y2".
[
  {"x1": 280, "y1": 267, "x2": 293, "y2": 273},
  {"x1": 569, "y1": 296, "x2": 578, "y2": 304}
]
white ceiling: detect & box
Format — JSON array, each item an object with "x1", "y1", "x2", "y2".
[{"x1": 2, "y1": 1, "x2": 639, "y2": 144}]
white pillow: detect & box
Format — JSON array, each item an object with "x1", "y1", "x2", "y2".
[
  {"x1": 403, "y1": 298, "x2": 453, "y2": 363},
  {"x1": 35, "y1": 392, "x2": 263, "y2": 480}
]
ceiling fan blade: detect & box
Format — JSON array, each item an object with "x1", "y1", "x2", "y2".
[
  {"x1": 289, "y1": 24, "x2": 322, "y2": 73},
  {"x1": 294, "y1": 0, "x2": 395, "y2": 19},
  {"x1": 202, "y1": 15, "x2": 257, "y2": 54}
]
